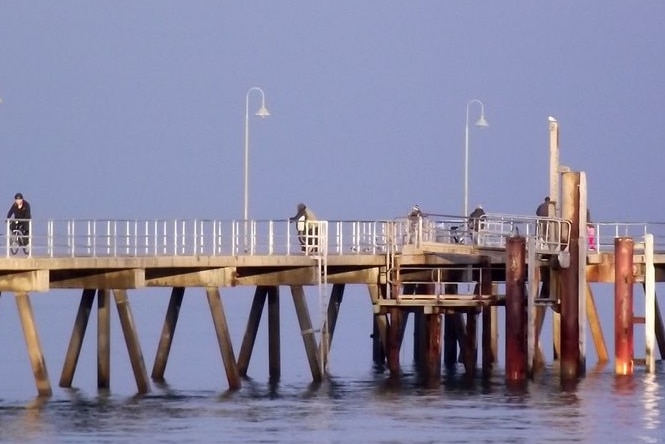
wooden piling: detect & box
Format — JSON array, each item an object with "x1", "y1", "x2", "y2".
[
  {"x1": 113, "y1": 289, "x2": 150, "y2": 394},
  {"x1": 290, "y1": 285, "x2": 322, "y2": 381},
  {"x1": 237, "y1": 286, "x2": 269, "y2": 376},
  {"x1": 151, "y1": 287, "x2": 185, "y2": 381},
  {"x1": 560, "y1": 171, "x2": 582, "y2": 379},
  {"x1": 614, "y1": 237, "x2": 634, "y2": 376},
  {"x1": 424, "y1": 311, "x2": 442, "y2": 380},
  {"x1": 387, "y1": 307, "x2": 403, "y2": 377},
  {"x1": 205, "y1": 287, "x2": 241, "y2": 389},
  {"x1": 15, "y1": 292, "x2": 52, "y2": 397},
  {"x1": 60, "y1": 289, "x2": 96, "y2": 387},
  {"x1": 267, "y1": 286, "x2": 281, "y2": 380},
  {"x1": 97, "y1": 289, "x2": 111, "y2": 390},
  {"x1": 505, "y1": 236, "x2": 527, "y2": 382},
  {"x1": 443, "y1": 283, "x2": 458, "y2": 371}
]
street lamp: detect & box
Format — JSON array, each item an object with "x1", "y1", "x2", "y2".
[
  {"x1": 243, "y1": 86, "x2": 270, "y2": 220},
  {"x1": 464, "y1": 99, "x2": 489, "y2": 217}
]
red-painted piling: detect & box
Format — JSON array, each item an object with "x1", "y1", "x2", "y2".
[
  {"x1": 505, "y1": 236, "x2": 527, "y2": 382},
  {"x1": 614, "y1": 237, "x2": 634, "y2": 376}
]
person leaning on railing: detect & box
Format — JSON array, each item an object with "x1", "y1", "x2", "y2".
[
  {"x1": 536, "y1": 196, "x2": 550, "y2": 245},
  {"x1": 290, "y1": 202, "x2": 318, "y2": 253},
  {"x1": 6, "y1": 192, "x2": 31, "y2": 245}
]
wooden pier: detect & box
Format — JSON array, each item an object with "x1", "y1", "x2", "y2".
[{"x1": 1, "y1": 173, "x2": 665, "y2": 397}]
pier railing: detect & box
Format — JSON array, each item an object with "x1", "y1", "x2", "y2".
[{"x1": 3, "y1": 217, "x2": 660, "y2": 259}]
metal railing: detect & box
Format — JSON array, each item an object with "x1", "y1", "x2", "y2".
[{"x1": 1, "y1": 217, "x2": 661, "y2": 259}]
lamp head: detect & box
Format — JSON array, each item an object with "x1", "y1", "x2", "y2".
[
  {"x1": 256, "y1": 106, "x2": 270, "y2": 118},
  {"x1": 475, "y1": 115, "x2": 489, "y2": 127}
]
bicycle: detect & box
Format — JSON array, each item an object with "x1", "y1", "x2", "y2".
[{"x1": 9, "y1": 221, "x2": 29, "y2": 255}]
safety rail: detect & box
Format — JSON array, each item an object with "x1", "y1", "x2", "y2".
[
  {"x1": 2, "y1": 218, "x2": 664, "y2": 259},
  {"x1": 405, "y1": 213, "x2": 572, "y2": 254},
  {"x1": 589, "y1": 222, "x2": 665, "y2": 253},
  {"x1": 1, "y1": 218, "x2": 395, "y2": 258}
]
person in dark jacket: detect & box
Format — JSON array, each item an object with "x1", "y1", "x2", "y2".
[
  {"x1": 468, "y1": 205, "x2": 485, "y2": 244},
  {"x1": 7, "y1": 192, "x2": 31, "y2": 245},
  {"x1": 536, "y1": 196, "x2": 550, "y2": 244}
]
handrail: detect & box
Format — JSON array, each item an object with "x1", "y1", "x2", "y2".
[{"x1": 1, "y1": 217, "x2": 663, "y2": 259}]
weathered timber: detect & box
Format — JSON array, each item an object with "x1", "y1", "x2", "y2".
[
  {"x1": 151, "y1": 287, "x2": 185, "y2": 381},
  {"x1": 290, "y1": 285, "x2": 322, "y2": 382},
  {"x1": 15, "y1": 292, "x2": 52, "y2": 397},
  {"x1": 98, "y1": 289, "x2": 111, "y2": 390},
  {"x1": 60, "y1": 289, "x2": 96, "y2": 387},
  {"x1": 112, "y1": 289, "x2": 150, "y2": 394},
  {"x1": 205, "y1": 287, "x2": 241, "y2": 389},
  {"x1": 267, "y1": 286, "x2": 280, "y2": 380},
  {"x1": 237, "y1": 286, "x2": 269, "y2": 377}
]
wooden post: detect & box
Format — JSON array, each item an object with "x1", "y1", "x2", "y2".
[
  {"x1": 151, "y1": 287, "x2": 185, "y2": 381},
  {"x1": 481, "y1": 266, "x2": 494, "y2": 378},
  {"x1": 443, "y1": 283, "x2": 458, "y2": 371},
  {"x1": 424, "y1": 312, "x2": 442, "y2": 381},
  {"x1": 60, "y1": 289, "x2": 95, "y2": 387},
  {"x1": 322, "y1": 283, "x2": 345, "y2": 353},
  {"x1": 644, "y1": 234, "x2": 656, "y2": 373},
  {"x1": 614, "y1": 237, "x2": 634, "y2": 376},
  {"x1": 205, "y1": 287, "x2": 241, "y2": 389},
  {"x1": 15, "y1": 292, "x2": 52, "y2": 397},
  {"x1": 290, "y1": 285, "x2": 322, "y2": 382},
  {"x1": 267, "y1": 286, "x2": 280, "y2": 380},
  {"x1": 97, "y1": 289, "x2": 111, "y2": 390},
  {"x1": 237, "y1": 286, "x2": 269, "y2": 376},
  {"x1": 560, "y1": 171, "x2": 581, "y2": 379},
  {"x1": 113, "y1": 289, "x2": 150, "y2": 394},
  {"x1": 387, "y1": 307, "x2": 403, "y2": 377},
  {"x1": 585, "y1": 284, "x2": 608, "y2": 363},
  {"x1": 505, "y1": 236, "x2": 527, "y2": 382}
]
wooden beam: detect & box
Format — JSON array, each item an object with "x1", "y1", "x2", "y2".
[
  {"x1": 145, "y1": 268, "x2": 231, "y2": 287},
  {"x1": 267, "y1": 286, "x2": 280, "y2": 380},
  {"x1": 60, "y1": 289, "x2": 96, "y2": 387},
  {"x1": 205, "y1": 287, "x2": 241, "y2": 389},
  {"x1": 98, "y1": 289, "x2": 111, "y2": 390},
  {"x1": 236, "y1": 286, "x2": 269, "y2": 376},
  {"x1": 151, "y1": 287, "x2": 185, "y2": 381},
  {"x1": 15, "y1": 292, "x2": 52, "y2": 397},
  {"x1": 0, "y1": 270, "x2": 49, "y2": 292},
  {"x1": 50, "y1": 269, "x2": 144, "y2": 289},
  {"x1": 113, "y1": 289, "x2": 150, "y2": 394},
  {"x1": 290, "y1": 285, "x2": 322, "y2": 382},
  {"x1": 586, "y1": 284, "x2": 608, "y2": 363}
]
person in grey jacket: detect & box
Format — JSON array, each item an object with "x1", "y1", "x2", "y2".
[{"x1": 290, "y1": 203, "x2": 318, "y2": 253}]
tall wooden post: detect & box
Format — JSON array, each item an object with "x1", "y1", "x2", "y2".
[
  {"x1": 614, "y1": 237, "x2": 634, "y2": 376},
  {"x1": 505, "y1": 236, "x2": 527, "y2": 382},
  {"x1": 560, "y1": 171, "x2": 582, "y2": 379}
]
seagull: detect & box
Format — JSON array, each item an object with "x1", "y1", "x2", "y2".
[{"x1": 548, "y1": 116, "x2": 557, "y2": 122}]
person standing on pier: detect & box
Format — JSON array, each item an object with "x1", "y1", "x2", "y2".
[
  {"x1": 468, "y1": 205, "x2": 485, "y2": 245},
  {"x1": 536, "y1": 196, "x2": 550, "y2": 246},
  {"x1": 407, "y1": 204, "x2": 423, "y2": 245},
  {"x1": 290, "y1": 203, "x2": 318, "y2": 253},
  {"x1": 6, "y1": 192, "x2": 31, "y2": 245}
]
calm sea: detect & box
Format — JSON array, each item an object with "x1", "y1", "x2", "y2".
[{"x1": 1, "y1": 287, "x2": 663, "y2": 443}]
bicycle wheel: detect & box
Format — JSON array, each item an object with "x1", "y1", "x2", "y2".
[{"x1": 9, "y1": 229, "x2": 21, "y2": 255}]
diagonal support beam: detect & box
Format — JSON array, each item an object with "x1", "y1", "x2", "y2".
[
  {"x1": 60, "y1": 289, "x2": 96, "y2": 387},
  {"x1": 15, "y1": 291, "x2": 52, "y2": 397},
  {"x1": 113, "y1": 289, "x2": 150, "y2": 394},
  {"x1": 151, "y1": 287, "x2": 185, "y2": 381},
  {"x1": 290, "y1": 285, "x2": 322, "y2": 382},
  {"x1": 237, "y1": 286, "x2": 269, "y2": 376},
  {"x1": 205, "y1": 287, "x2": 241, "y2": 389}
]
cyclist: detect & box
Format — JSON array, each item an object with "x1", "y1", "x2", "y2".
[{"x1": 7, "y1": 192, "x2": 31, "y2": 245}]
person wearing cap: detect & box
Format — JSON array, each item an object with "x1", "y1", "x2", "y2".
[
  {"x1": 7, "y1": 193, "x2": 31, "y2": 245},
  {"x1": 290, "y1": 203, "x2": 318, "y2": 253}
]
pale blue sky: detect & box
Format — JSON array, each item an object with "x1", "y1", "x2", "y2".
[{"x1": 1, "y1": 2, "x2": 663, "y2": 223}]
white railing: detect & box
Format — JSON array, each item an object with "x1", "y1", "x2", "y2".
[{"x1": 2, "y1": 217, "x2": 662, "y2": 259}]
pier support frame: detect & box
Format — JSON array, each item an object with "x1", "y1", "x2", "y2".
[
  {"x1": 614, "y1": 237, "x2": 634, "y2": 376},
  {"x1": 505, "y1": 236, "x2": 527, "y2": 382}
]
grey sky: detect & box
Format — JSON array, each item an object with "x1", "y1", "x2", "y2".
[{"x1": 1, "y1": 2, "x2": 663, "y2": 223}]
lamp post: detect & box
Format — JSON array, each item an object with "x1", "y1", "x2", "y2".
[
  {"x1": 243, "y1": 86, "x2": 270, "y2": 220},
  {"x1": 464, "y1": 99, "x2": 489, "y2": 217}
]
